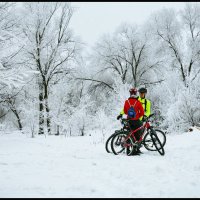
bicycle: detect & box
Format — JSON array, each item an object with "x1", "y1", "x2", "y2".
[
  {"x1": 105, "y1": 119, "x2": 130, "y2": 153},
  {"x1": 105, "y1": 114, "x2": 166, "y2": 153},
  {"x1": 111, "y1": 114, "x2": 165, "y2": 156}
]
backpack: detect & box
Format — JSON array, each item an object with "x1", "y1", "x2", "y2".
[{"x1": 127, "y1": 99, "x2": 137, "y2": 118}]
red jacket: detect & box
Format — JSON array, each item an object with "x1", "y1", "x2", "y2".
[{"x1": 123, "y1": 97, "x2": 144, "y2": 120}]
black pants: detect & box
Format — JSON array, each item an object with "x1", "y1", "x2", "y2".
[{"x1": 129, "y1": 119, "x2": 143, "y2": 141}]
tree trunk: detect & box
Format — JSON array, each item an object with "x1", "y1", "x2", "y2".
[
  {"x1": 55, "y1": 125, "x2": 60, "y2": 135},
  {"x1": 44, "y1": 83, "x2": 51, "y2": 135},
  {"x1": 80, "y1": 125, "x2": 85, "y2": 136},
  {"x1": 11, "y1": 108, "x2": 23, "y2": 131},
  {"x1": 38, "y1": 83, "x2": 45, "y2": 135},
  {"x1": 70, "y1": 127, "x2": 72, "y2": 136}
]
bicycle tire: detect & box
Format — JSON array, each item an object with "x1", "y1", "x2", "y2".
[
  {"x1": 150, "y1": 129, "x2": 165, "y2": 156},
  {"x1": 105, "y1": 133, "x2": 116, "y2": 153},
  {"x1": 143, "y1": 129, "x2": 166, "y2": 151},
  {"x1": 111, "y1": 132, "x2": 135, "y2": 156}
]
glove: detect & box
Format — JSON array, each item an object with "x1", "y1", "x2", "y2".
[{"x1": 117, "y1": 114, "x2": 122, "y2": 120}]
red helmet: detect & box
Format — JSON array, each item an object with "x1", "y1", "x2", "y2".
[{"x1": 129, "y1": 88, "x2": 137, "y2": 95}]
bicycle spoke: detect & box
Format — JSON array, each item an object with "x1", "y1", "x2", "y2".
[
  {"x1": 111, "y1": 133, "x2": 135, "y2": 156},
  {"x1": 143, "y1": 129, "x2": 166, "y2": 151}
]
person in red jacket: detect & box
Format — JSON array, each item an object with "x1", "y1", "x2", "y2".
[{"x1": 117, "y1": 88, "x2": 144, "y2": 155}]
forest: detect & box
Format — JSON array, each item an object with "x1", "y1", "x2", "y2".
[{"x1": 0, "y1": 2, "x2": 200, "y2": 137}]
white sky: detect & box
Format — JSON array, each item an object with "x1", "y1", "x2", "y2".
[{"x1": 70, "y1": 2, "x2": 187, "y2": 48}]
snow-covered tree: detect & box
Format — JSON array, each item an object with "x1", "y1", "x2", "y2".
[
  {"x1": 145, "y1": 4, "x2": 200, "y2": 132},
  {"x1": 19, "y1": 2, "x2": 80, "y2": 135},
  {"x1": 0, "y1": 3, "x2": 37, "y2": 131}
]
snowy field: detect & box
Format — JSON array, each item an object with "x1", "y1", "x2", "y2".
[{"x1": 0, "y1": 128, "x2": 200, "y2": 198}]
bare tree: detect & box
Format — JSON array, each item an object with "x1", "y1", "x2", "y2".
[
  {"x1": 0, "y1": 89, "x2": 24, "y2": 131},
  {"x1": 150, "y1": 5, "x2": 200, "y2": 86},
  {"x1": 0, "y1": 2, "x2": 35, "y2": 131},
  {"x1": 87, "y1": 24, "x2": 162, "y2": 90},
  {"x1": 20, "y1": 2, "x2": 79, "y2": 135},
  {"x1": 181, "y1": 3, "x2": 200, "y2": 81}
]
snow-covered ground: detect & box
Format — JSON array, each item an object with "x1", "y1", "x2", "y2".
[{"x1": 0, "y1": 128, "x2": 200, "y2": 198}]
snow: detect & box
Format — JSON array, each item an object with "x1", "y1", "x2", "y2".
[{"x1": 0, "y1": 129, "x2": 200, "y2": 198}]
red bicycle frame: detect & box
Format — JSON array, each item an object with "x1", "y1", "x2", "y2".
[{"x1": 125, "y1": 120, "x2": 151, "y2": 144}]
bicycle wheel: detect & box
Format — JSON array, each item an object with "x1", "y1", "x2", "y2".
[
  {"x1": 111, "y1": 132, "x2": 135, "y2": 156},
  {"x1": 143, "y1": 129, "x2": 166, "y2": 151},
  {"x1": 105, "y1": 130, "x2": 126, "y2": 153},
  {"x1": 150, "y1": 129, "x2": 165, "y2": 156},
  {"x1": 105, "y1": 133, "x2": 116, "y2": 153}
]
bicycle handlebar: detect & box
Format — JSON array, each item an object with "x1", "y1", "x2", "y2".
[
  {"x1": 148, "y1": 113, "x2": 155, "y2": 118},
  {"x1": 120, "y1": 113, "x2": 155, "y2": 124}
]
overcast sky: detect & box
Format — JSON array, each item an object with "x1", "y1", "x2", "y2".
[{"x1": 70, "y1": 2, "x2": 187, "y2": 48}]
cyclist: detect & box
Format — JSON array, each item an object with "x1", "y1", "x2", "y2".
[
  {"x1": 117, "y1": 88, "x2": 144, "y2": 155},
  {"x1": 138, "y1": 87, "x2": 151, "y2": 120}
]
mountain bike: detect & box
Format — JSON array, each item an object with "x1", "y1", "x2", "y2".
[
  {"x1": 111, "y1": 114, "x2": 165, "y2": 156},
  {"x1": 105, "y1": 114, "x2": 166, "y2": 153}
]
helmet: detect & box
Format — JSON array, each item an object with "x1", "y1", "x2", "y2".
[
  {"x1": 138, "y1": 87, "x2": 147, "y2": 93},
  {"x1": 129, "y1": 88, "x2": 137, "y2": 95}
]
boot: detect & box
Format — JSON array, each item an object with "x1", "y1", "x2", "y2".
[{"x1": 126, "y1": 147, "x2": 131, "y2": 155}]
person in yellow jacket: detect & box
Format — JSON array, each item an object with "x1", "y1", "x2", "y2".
[
  {"x1": 118, "y1": 87, "x2": 151, "y2": 120},
  {"x1": 138, "y1": 87, "x2": 151, "y2": 120}
]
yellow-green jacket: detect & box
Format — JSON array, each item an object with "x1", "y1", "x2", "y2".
[{"x1": 120, "y1": 97, "x2": 151, "y2": 120}]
